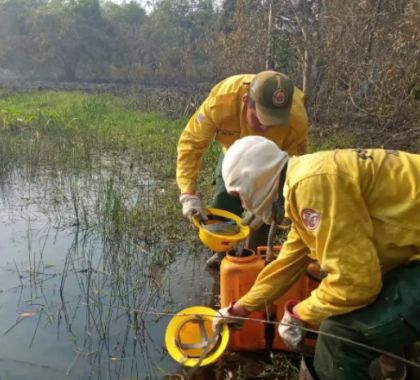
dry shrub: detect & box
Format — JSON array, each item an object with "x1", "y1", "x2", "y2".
[{"x1": 309, "y1": 0, "x2": 419, "y2": 151}]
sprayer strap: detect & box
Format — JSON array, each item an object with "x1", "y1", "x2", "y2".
[{"x1": 272, "y1": 163, "x2": 288, "y2": 224}]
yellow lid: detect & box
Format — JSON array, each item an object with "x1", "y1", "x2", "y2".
[
  {"x1": 165, "y1": 306, "x2": 230, "y2": 367},
  {"x1": 192, "y1": 208, "x2": 250, "y2": 253}
]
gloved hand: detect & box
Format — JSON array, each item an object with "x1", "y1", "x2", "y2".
[
  {"x1": 179, "y1": 193, "x2": 208, "y2": 222},
  {"x1": 241, "y1": 210, "x2": 264, "y2": 230},
  {"x1": 278, "y1": 300, "x2": 306, "y2": 351},
  {"x1": 212, "y1": 303, "x2": 245, "y2": 332}
]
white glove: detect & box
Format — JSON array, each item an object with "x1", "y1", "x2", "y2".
[
  {"x1": 179, "y1": 193, "x2": 208, "y2": 222},
  {"x1": 241, "y1": 210, "x2": 264, "y2": 230},
  {"x1": 278, "y1": 300, "x2": 306, "y2": 351},
  {"x1": 212, "y1": 304, "x2": 244, "y2": 332}
]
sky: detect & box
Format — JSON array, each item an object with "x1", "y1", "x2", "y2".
[
  {"x1": 105, "y1": 0, "x2": 148, "y2": 5},
  {"x1": 104, "y1": 0, "x2": 223, "y2": 10},
  {"x1": 104, "y1": 0, "x2": 153, "y2": 12}
]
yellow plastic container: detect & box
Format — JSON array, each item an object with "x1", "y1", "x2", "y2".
[
  {"x1": 192, "y1": 208, "x2": 250, "y2": 253},
  {"x1": 165, "y1": 306, "x2": 230, "y2": 367},
  {"x1": 220, "y1": 248, "x2": 266, "y2": 350}
]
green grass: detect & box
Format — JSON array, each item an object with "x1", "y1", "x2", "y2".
[
  {"x1": 0, "y1": 92, "x2": 178, "y2": 165},
  {"x1": 0, "y1": 90, "x2": 220, "y2": 181},
  {"x1": 0, "y1": 90, "x2": 363, "y2": 259},
  {"x1": 0, "y1": 90, "x2": 317, "y2": 379},
  {"x1": 310, "y1": 129, "x2": 356, "y2": 152},
  {"x1": 0, "y1": 90, "x2": 219, "y2": 255}
]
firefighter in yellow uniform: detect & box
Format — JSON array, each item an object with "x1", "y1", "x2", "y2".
[
  {"x1": 176, "y1": 71, "x2": 308, "y2": 267},
  {"x1": 216, "y1": 136, "x2": 420, "y2": 380}
]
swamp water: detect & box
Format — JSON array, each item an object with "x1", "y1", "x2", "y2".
[
  {"x1": 0, "y1": 154, "x2": 216, "y2": 379},
  {"x1": 0, "y1": 120, "x2": 299, "y2": 380}
]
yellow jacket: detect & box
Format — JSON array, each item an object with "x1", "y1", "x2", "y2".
[
  {"x1": 176, "y1": 74, "x2": 308, "y2": 194},
  {"x1": 239, "y1": 149, "x2": 420, "y2": 325}
]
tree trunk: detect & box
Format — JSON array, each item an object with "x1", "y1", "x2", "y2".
[
  {"x1": 302, "y1": 48, "x2": 311, "y2": 104},
  {"x1": 265, "y1": 2, "x2": 273, "y2": 70},
  {"x1": 365, "y1": 0, "x2": 383, "y2": 98}
]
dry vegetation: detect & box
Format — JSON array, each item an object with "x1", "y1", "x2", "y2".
[{"x1": 0, "y1": 0, "x2": 418, "y2": 150}]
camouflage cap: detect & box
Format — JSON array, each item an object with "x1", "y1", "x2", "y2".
[{"x1": 249, "y1": 71, "x2": 294, "y2": 126}]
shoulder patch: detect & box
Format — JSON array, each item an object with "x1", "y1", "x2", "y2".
[{"x1": 301, "y1": 208, "x2": 320, "y2": 231}]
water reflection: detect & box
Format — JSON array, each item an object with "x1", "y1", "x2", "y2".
[
  {"x1": 0, "y1": 153, "x2": 299, "y2": 380},
  {"x1": 0, "y1": 162, "x2": 217, "y2": 379},
  {"x1": 1, "y1": 219, "x2": 218, "y2": 378}
]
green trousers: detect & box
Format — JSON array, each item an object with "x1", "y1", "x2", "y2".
[
  {"x1": 212, "y1": 152, "x2": 270, "y2": 251},
  {"x1": 314, "y1": 262, "x2": 420, "y2": 380}
]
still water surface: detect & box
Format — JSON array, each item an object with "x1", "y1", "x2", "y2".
[{"x1": 0, "y1": 167, "x2": 216, "y2": 379}]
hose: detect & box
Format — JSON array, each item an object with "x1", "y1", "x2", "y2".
[{"x1": 265, "y1": 220, "x2": 277, "y2": 264}]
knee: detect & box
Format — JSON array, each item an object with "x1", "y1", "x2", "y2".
[
  {"x1": 313, "y1": 319, "x2": 362, "y2": 380},
  {"x1": 315, "y1": 319, "x2": 347, "y2": 363},
  {"x1": 316, "y1": 318, "x2": 351, "y2": 351}
]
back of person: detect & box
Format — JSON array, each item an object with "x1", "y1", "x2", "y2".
[
  {"x1": 287, "y1": 148, "x2": 420, "y2": 272},
  {"x1": 219, "y1": 137, "x2": 420, "y2": 380},
  {"x1": 177, "y1": 71, "x2": 310, "y2": 266},
  {"x1": 204, "y1": 74, "x2": 308, "y2": 153}
]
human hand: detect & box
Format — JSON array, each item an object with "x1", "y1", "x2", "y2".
[
  {"x1": 241, "y1": 210, "x2": 264, "y2": 230},
  {"x1": 212, "y1": 303, "x2": 246, "y2": 332},
  {"x1": 179, "y1": 193, "x2": 208, "y2": 222},
  {"x1": 278, "y1": 300, "x2": 306, "y2": 351}
]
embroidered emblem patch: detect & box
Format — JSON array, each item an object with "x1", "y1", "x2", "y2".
[
  {"x1": 272, "y1": 90, "x2": 286, "y2": 106},
  {"x1": 301, "y1": 208, "x2": 320, "y2": 231}
]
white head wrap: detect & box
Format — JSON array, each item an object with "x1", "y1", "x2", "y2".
[{"x1": 222, "y1": 136, "x2": 289, "y2": 225}]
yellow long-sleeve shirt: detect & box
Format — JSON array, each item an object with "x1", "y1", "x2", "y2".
[
  {"x1": 239, "y1": 149, "x2": 420, "y2": 325},
  {"x1": 176, "y1": 74, "x2": 308, "y2": 194}
]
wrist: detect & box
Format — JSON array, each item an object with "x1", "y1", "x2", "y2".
[
  {"x1": 285, "y1": 300, "x2": 301, "y2": 319},
  {"x1": 228, "y1": 301, "x2": 250, "y2": 317},
  {"x1": 179, "y1": 192, "x2": 201, "y2": 202}
]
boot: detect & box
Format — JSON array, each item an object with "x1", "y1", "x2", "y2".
[
  {"x1": 406, "y1": 341, "x2": 420, "y2": 380},
  {"x1": 369, "y1": 354, "x2": 407, "y2": 380}
]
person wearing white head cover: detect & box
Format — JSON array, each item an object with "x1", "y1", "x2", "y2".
[
  {"x1": 215, "y1": 136, "x2": 420, "y2": 380},
  {"x1": 222, "y1": 136, "x2": 289, "y2": 226}
]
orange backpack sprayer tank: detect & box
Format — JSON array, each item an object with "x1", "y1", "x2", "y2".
[
  {"x1": 220, "y1": 246, "x2": 320, "y2": 351},
  {"x1": 256, "y1": 247, "x2": 320, "y2": 351},
  {"x1": 220, "y1": 248, "x2": 266, "y2": 350}
]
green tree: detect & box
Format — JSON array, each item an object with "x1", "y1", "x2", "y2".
[
  {"x1": 0, "y1": 0, "x2": 45, "y2": 75},
  {"x1": 209, "y1": 0, "x2": 269, "y2": 77},
  {"x1": 102, "y1": 1, "x2": 148, "y2": 81},
  {"x1": 30, "y1": 0, "x2": 114, "y2": 81},
  {"x1": 140, "y1": 0, "x2": 217, "y2": 83},
  {"x1": 103, "y1": 1, "x2": 146, "y2": 25}
]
